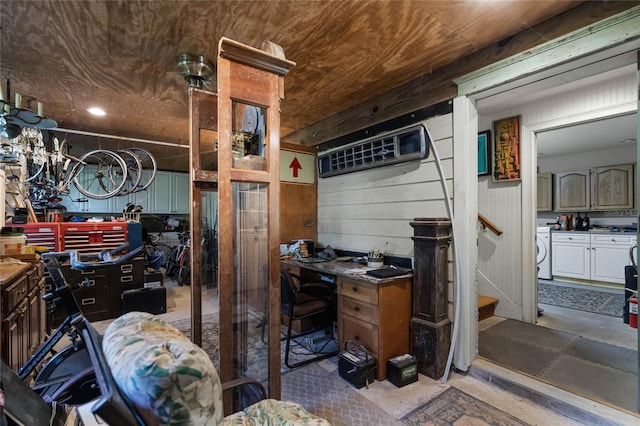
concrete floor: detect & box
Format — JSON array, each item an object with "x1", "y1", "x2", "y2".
[{"x1": 88, "y1": 278, "x2": 640, "y2": 424}]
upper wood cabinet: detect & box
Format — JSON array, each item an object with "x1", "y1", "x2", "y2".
[
  {"x1": 591, "y1": 164, "x2": 634, "y2": 210},
  {"x1": 554, "y1": 169, "x2": 591, "y2": 211},
  {"x1": 553, "y1": 164, "x2": 634, "y2": 212},
  {"x1": 537, "y1": 173, "x2": 553, "y2": 211}
]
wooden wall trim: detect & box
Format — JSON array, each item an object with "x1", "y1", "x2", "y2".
[{"x1": 282, "y1": 1, "x2": 636, "y2": 147}]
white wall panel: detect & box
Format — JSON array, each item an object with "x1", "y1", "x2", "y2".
[{"x1": 318, "y1": 114, "x2": 453, "y2": 260}]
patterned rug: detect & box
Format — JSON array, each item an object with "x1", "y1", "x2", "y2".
[
  {"x1": 538, "y1": 281, "x2": 624, "y2": 317},
  {"x1": 401, "y1": 387, "x2": 529, "y2": 426},
  {"x1": 170, "y1": 314, "x2": 337, "y2": 379}
]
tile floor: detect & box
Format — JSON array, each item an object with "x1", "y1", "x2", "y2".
[{"x1": 90, "y1": 278, "x2": 640, "y2": 425}]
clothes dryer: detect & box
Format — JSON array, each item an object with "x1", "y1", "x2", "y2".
[{"x1": 536, "y1": 226, "x2": 551, "y2": 279}]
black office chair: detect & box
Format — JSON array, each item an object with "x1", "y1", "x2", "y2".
[{"x1": 281, "y1": 270, "x2": 338, "y2": 368}]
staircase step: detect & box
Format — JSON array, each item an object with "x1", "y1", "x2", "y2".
[{"x1": 478, "y1": 295, "x2": 498, "y2": 321}]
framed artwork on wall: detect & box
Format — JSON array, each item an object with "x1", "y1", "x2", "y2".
[
  {"x1": 477, "y1": 130, "x2": 491, "y2": 176},
  {"x1": 492, "y1": 115, "x2": 521, "y2": 182}
]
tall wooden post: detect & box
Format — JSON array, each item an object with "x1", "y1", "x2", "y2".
[{"x1": 409, "y1": 218, "x2": 451, "y2": 379}]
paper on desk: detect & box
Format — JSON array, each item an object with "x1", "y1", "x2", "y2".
[{"x1": 343, "y1": 268, "x2": 371, "y2": 274}]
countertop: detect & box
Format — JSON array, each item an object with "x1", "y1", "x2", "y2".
[
  {"x1": 281, "y1": 258, "x2": 412, "y2": 284},
  {"x1": 551, "y1": 229, "x2": 637, "y2": 234}
]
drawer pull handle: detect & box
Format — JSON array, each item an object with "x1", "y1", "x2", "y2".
[
  {"x1": 352, "y1": 286, "x2": 358, "y2": 292},
  {"x1": 81, "y1": 298, "x2": 96, "y2": 306},
  {"x1": 81, "y1": 270, "x2": 95, "y2": 275},
  {"x1": 121, "y1": 275, "x2": 133, "y2": 283},
  {"x1": 18, "y1": 288, "x2": 27, "y2": 294},
  {"x1": 354, "y1": 306, "x2": 360, "y2": 312},
  {"x1": 121, "y1": 265, "x2": 133, "y2": 273}
]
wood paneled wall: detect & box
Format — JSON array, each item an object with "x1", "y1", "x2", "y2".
[{"x1": 279, "y1": 143, "x2": 318, "y2": 244}]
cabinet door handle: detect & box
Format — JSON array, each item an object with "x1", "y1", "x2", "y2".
[{"x1": 352, "y1": 286, "x2": 358, "y2": 292}]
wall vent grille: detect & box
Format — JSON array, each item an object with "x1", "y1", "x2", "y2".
[{"x1": 318, "y1": 124, "x2": 429, "y2": 178}]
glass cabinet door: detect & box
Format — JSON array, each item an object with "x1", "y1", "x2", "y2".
[{"x1": 231, "y1": 102, "x2": 267, "y2": 172}]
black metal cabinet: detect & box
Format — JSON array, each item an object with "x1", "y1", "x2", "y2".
[{"x1": 60, "y1": 257, "x2": 144, "y2": 322}]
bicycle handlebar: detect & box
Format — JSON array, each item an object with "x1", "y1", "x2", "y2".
[{"x1": 69, "y1": 244, "x2": 143, "y2": 270}]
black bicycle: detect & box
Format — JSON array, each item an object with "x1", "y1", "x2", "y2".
[{"x1": 17, "y1": 243, "x2": 142, "y2": 405}]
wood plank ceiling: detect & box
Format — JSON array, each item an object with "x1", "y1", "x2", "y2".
[{"x1": 1, "y1": 1, "x2": 636, "y2": 172}]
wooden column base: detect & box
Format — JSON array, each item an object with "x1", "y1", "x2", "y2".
[{"x1": 409, "y1": 317, "x2": 451, "y2": 380}]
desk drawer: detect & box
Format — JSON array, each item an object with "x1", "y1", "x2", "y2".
[
  {"x1": 339, "y1": 279, "x2": 378, "y2": 305},
  {"x1": 3, "y1": 275, "x2": 28, "y2": 313},
  {"x1": 340, "y1": 314, "x2": 379, "y2": 357},
  {"x1": 341, "y1": 297, "x2": 378, "y2": 325}
]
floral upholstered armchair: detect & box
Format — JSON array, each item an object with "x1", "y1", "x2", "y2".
[{"x1": 92, "y1": 311, "x2": 330, "y2": 425}]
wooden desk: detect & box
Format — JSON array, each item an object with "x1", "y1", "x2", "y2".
[{"x1": 281, "y1": 259, "x2": 412, "y2": 380}]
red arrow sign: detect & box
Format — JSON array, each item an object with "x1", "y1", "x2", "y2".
[{"x1": 289, "y1": 156, "x2": 302, "y2": 178}]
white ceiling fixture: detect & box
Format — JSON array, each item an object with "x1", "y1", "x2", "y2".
[{"x1": 87, "y1": 107, "x2": 107, "y2": 116}]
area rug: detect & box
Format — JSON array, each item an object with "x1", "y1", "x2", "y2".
[
  {"x1": 538, "y1": 281, "x2": 624, "y2": 317},
  {"x1": 401, "y1": 387, "x2": 529, "y2": 425},
  {"x1": 169, "y1": 314, "x2": 337, "y2": 378}
]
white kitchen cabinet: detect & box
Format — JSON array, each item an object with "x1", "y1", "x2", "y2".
[
  {"x1": 551, "y1": 233, "x2": 590, "y2": 280},
  {"x1": 150, "y1": 171, "x2": 189, "y2": 214},
  {"x1": 553, "y1": 170, "x2": 590, "y2": 212},
  {"x1": 591, "y1": 164, "x2": 634, "y2": 210},
  {"x1": 590, "y1": 233, "x2": 636, "y2": 284},
  {"x1": 172, "y1": 173, "x2": 190, "y2": 214},
  {"x1": 552, "y1": 232, "x2": 636, "y2": 284},
  {"x1": 537, "y1": 173, "x2": 553, "y2": 211}
]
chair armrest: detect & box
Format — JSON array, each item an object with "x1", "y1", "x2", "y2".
[{"x1": 221, "y1": 377, "x2": 267, "y2": 401}]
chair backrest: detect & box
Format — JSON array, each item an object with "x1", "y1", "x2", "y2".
[{"x1": 280, "y1": 269, "x2": 297, "y2": 311}]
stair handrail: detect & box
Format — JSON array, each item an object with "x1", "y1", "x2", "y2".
[{"x1": 478, "y1": 214, "x2": 503, "y2": 236}]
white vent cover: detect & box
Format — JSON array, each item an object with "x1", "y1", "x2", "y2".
[{"x1": 318, "y1": 124, "x2": 429, "y2": 178}]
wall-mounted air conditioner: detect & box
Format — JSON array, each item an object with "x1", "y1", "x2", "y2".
[{"x1": 317, "y1": 124, "x2": 429, "y2": 178}]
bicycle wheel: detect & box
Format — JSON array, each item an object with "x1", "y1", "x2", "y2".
[
  {"x1": 165, "y1": 245, "x2": 180, "y2": 277},
  {"x1": 127, "y1": 147, "x2": 157, "y2": 192},
  {"x1": 116, "y1": 149, "x2": 142, "y2": 195},
  {"x1": 19, "y1": 158, "x2": 46, "y2": 183},
  {"x1": 178, "y1": 249, "x2": 191, "y2": 286},
  {"x1": 73, "y1": 149, "x2": 128, "y2": 199}
]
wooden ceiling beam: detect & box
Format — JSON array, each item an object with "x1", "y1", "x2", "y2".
[{"x1": 283, "y1": 1, "x2": 637, "y2": 147}]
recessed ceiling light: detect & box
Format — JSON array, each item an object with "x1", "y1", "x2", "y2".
[{"x1": 87, "y1": 107, "x2": 106, "y2": 116}]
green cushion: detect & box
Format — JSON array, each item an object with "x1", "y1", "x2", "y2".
[{"x1": 102, "y1": 311, "x2": 223, "y2": 425}]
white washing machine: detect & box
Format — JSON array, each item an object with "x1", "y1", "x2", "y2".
[{"x1": 536, "y1": 226, "x2": 551, "y2": 279}]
